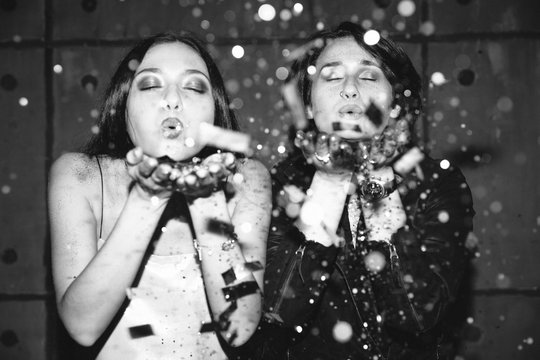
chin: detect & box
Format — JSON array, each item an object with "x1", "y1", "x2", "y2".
[
  {"x1": 335, "y1": 130, "x2": 373, "y2": 141},
  {"x1": 163, "y1": 147, "x2": 204, "y2": 162}
]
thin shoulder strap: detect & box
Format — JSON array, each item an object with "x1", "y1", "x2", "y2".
[{"x1": 95, "y1": 155, "x2": 104, "y2": 240}]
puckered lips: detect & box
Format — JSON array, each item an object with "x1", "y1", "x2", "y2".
[
  {"x1": 161, "y1": 117, "x2": 184, "y2": 139},
  {"x1": 334, "y1": 104, "x2": 368, "y2": 140}
]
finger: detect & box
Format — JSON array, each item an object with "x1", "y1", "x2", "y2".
[
  {"x1": 126, "y1": 147, "x2": 144, "y2": 166},
  {"x1": 184, "y1": 173, "x2": 199, "y2": 188},
  {"x1": 315, "y1": 132, "x2": 330, "y2": 158},
  {"x1": 139, "y1": 157, "x2": 158, "y2": 178},
  {"x1": 222, "y1": 153, "x2": 236, "y2": 170},
  {"x1": 328, "y1": 134, "x2": 341, "y2": 155},
  {"x1": 169, "y1": 168, "x2": 182, "y2": 181},
  {"x1": 152, "y1": 163, "x2": 172, "y2": 184},
  {"x1": 196, "y1": 167, "x2": 216, "y2": 187},
  {"x1": 175, "y1": 175, "x2": 187, "y2": 192},
  {"x1": 302, "y1": 130, "x2": 317, "y2": 156},
  {"x1": 195, "y1": 167, "x2": 210, "y2": 180},
  {"x1": 208, "y1": 162, "x2": 225, "y2": 177}
]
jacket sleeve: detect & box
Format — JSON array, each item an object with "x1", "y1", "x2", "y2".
[
  {"x1": 366, "y1": 161, "x2": 475, "y2": 335},
  {"x1": 262, "y1": 160, "x2": 340, "y2": 328}
]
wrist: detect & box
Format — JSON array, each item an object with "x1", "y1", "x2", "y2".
[{"x1": 129, "y1": 183, "x2": 170, "y2": 207}]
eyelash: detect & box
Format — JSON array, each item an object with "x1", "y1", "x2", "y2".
[{"x1": 137, "y1": 81, "x2": 208, "y2": 93}]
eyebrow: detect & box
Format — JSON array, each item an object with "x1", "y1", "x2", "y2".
[
  {"x1": 135, "y1": 67, "x2": 210, "y2": 81},
  {"x1": 319, "y1": 59, "x2": 381, "y2": 72}
]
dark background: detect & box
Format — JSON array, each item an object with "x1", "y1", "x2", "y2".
[{"x1": 1, "y1": 0, "x2": 539, "y2": 359}]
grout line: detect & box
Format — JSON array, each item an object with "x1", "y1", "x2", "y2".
[
  {"x1": 43, "y1": 0, "x2": 55, "y2": 358},
  {"x1": 1, "y1": 31, "x2": 540, "y2": 49}
]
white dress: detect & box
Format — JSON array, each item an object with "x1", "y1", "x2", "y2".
[{"x1": 95, "y1": 240, "x2": 227, "y2": 360}]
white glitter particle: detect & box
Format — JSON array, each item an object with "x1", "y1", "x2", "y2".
[
  {"x1": 364, "y1": 251, "x2": 386, "y2": 273},
  {"x1": 19, "y1": 97, "x2": 29, "y2": 106},
  {"x1": 258, "y1": 4, "x2": 276, "y2": 21},
  {"x1": 363, "y1": 30, "x2": 381, "y2": 46},
  {"x1": 439, "y1": 159, "x2": 450, "y2": 169},
  {"x1": 1, "y1": 185, "x2": 11, "y2": 194},
  {"x1": 431, "y1": 72, "x2": 447, "y2": 86},
  {"x1": 419, "y1": 21, "x2": 435, "y2": 36},
  {"x1": 489, "y1": 201, "x2": 503, "y2": 213},
  {"x1": 293, "y1": 3, "x2": 303, "y2": 15},
  {"x1": 307, "y1": 65, "x2": 317, "y2": 75},
  {"x1": 332, "y1": 321, "x2": 353, "y2": 343},
  {"x1": 185, "y1": 138, "x2": 195, "y2": 147},
  {"x1": 275, "y1": 66, "x2": 289, "y2": 80},
  {"x1": 397, "y1": 0, "x2": 416, "y2": 17},
  {"x1": 53, "y1": 64, "x2": 63, "y2": 73},
  {"x1": 232, "y1": 173, "x2": 244, "y2": 184},
  {"x1": 231, "y1": 45, "x2": 245, "y2": 59},
  {"x1": 240, "y1": 222, "x2": 253, "y2": 233},
  {"x1": 280, "y1": 9, "x2": 292, "y2": 21},
  {"x1": 438, "y1": 211, "x2": 450, "y2": 223},
  {"x1": 128, "y1": 59, "x2": 140, "y2": 71}
]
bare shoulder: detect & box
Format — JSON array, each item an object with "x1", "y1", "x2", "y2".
[{"x1": 50, "y1": 152, "x2": 98, "y2": 182}]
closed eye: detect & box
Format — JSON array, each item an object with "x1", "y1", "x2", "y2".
[{"x1": 137, "y1": 77, "x2": 163, "y2": 91}]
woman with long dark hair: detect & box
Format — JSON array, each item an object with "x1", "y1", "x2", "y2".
[{"x1": 49, "y1": 32, "x2": 271, "y2": 359}]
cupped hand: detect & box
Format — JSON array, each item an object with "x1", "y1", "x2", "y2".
[
  {"x1": 169, "y1": 152, "x2": 237, "y2": 198},
  {"x1": 126, "y1": 147, "x2": 174, "y2": 199},
  {"x1": 294, "y1": 130, "x2": 365, "y2": 174}
]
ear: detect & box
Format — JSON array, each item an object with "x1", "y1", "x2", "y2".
[
  {"x1": 305, "y1": 105, "x2": 314, "y2": 119},
  {"x1": 389, "y1": 104, "x2": 401, "y2": 119}
]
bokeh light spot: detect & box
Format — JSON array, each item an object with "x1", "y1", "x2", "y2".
[
  {"x1": 231, "y1": 45, "x2": 245, "y2": 59},
  {"x1": 333, "y1": 321, "x2": 353, "y2": 343},
  {"x1": 397, "y1": 0, "x2": 416, "y2": 17},
  {"x1": 258, "y1": 4, "x2": 276, "y2": 21},
  {"x1": 363, "y1": 30, "x2": 381, "y2": 46}
]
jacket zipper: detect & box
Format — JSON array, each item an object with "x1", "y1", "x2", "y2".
[
  {"x1": 271, "y1": 244, "x2": 306, "y2": 314},
  {"x1": 388, "y1": 242, "x2": 424, "y2": 330}
]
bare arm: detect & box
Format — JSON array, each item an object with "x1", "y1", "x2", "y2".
[
  {"x1": 187, "y1": 158, "x2": 271, "y2": 346},
  {"x1": 49, "y1": 152, "x2": 171, "y2": 346}
]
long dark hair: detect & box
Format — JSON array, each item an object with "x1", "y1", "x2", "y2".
[
  {"x1": 83, "y1": 31, "x2": 238, "y2": 158},
  {"x1": 289, "y1": 21, "x2": 423, "y2": 128}
]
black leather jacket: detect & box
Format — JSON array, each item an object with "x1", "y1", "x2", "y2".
[{"x1": 255, "y1": 152, "x2": 475, "y2": 360}]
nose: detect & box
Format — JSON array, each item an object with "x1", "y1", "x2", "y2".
[
  {"x1": 161, "y1": 85, "x2": 182, "y2": 111},
  {"x1": 340, "y1": 80, "x2": 359, "y2": 100}
]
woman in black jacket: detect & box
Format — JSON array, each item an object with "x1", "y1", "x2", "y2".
[{"x1": 260, "y1": 22, "x2": 475, "y2": 360}]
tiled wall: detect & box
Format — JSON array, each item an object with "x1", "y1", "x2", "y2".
[{"x1": 1, "y1": 0, "x2": 539, "y2": 359}]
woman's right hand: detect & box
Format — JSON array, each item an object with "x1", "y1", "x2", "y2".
[
  {"x1": 126, "y1": 147, "x2": 175, "y2": 199},
  {"x1": 295, "y1": 130, "x2": 359, "y2": 174}
]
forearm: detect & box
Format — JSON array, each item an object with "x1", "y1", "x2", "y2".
[
  {"x1": 189, "y1": 191, "x2": 262, "y2": 346},
  {"x1": 295, "y1": 170, "x2": 353, "y2": 246},
  {"x1": 58, "y1": 188, "x2": 167, "y2": 345}
]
